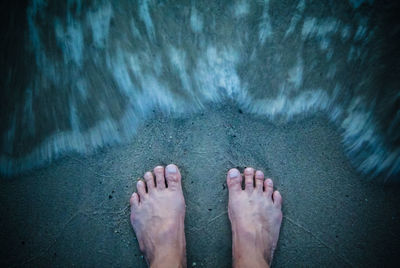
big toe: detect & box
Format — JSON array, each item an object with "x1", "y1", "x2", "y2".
[
  {"x1": 165, "y1": 164, "x2": 182, "y2": 190},
  {"x1": 227, "y1": 168, "x2": 243, "y2": 191}
]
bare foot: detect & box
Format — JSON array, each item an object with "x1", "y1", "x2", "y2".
[
  {"x1": 130, "y1": 164, "x2": 186, "y2": 268},
  {"x1": 227, "y1": 167, "x2": 283, "y2": 268}
]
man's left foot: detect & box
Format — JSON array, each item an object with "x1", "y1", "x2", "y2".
[{"x1": 130, "y1": 164, "x2": 187, "y2": 268}]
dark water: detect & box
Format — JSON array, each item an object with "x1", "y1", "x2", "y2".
[{"x1": 1, "y1": 0, "x2": 399, "y2": 180}]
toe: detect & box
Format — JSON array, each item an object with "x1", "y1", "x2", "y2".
[
  {"x1": 154, "y1": 166, "x2": 166, "y2": 189},
  {"x1": 144, "y1": 171, "x2": 155, "y2": 192},
  {"x1": 165, "y1": 164, "x2": 182, "y2": 190},
  {"x1": 130, "y1": 192, "x2": 139, "y2": 207},
  {"x1": 137, "y1": 180, "x2": 147, "y2": 199},
  {"x1": 264, "y1": 178, "x2": 274, "y2": 198},
  {"x1": 273, "y1": 190, "x2": 282, "y2": 209},
  {"x1": 227, "y1": 168, "x2": 243, "y2": 191},
  {"x1": 255, "y1": 170, "x2": 264, "y2": 191},
  {"x1": 130, "y1": 192, "x2": 139, "y2": 224},
  {"x1": 244, "y1": 167, "x2": 255, "y2": 191}
]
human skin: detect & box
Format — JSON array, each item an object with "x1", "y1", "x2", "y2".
[{"x1": 129, "y1": 164, "x2": 283, "y2": 268}]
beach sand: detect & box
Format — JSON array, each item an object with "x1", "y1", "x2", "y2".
[{"x1": 1, "y1": 105, "x2": 399, "y2": 267}]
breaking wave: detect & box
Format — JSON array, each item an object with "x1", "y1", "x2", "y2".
[{"x1": 1, "y1": 0, "x2": 399, "y2": 181}]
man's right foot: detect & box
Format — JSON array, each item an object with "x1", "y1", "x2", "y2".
[
  {"x1": 129, "y1": 164, "x2": 186, "y2": 268},
  {"x1": 227, "y1": 167, "x2": 283, "y2": 268}
]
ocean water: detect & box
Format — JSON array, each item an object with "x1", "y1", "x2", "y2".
[{"x1": 0, "y1": 0, "x2": 399, "y2": 181}]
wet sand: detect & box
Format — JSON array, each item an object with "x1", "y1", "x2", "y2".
[{"x1": 1, "y1": 105, "x2": 399, "y2": 267}]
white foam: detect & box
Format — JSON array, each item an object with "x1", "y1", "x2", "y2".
[
  {"x1": 341, "y1": 24, "x2": 352, "y2": 41},
  {"x1": 1, "y1": 0, "x2": 398, "y2": 182},
  {"x1": 234, "y1": 0, "x2": 250, "y2": 17},
  {"x1": 55, "y1": 17, "x2": 84, "y2": 67},
  {"x1": 190, "y1": 6, "x2": 203, "y2": 33},
  {"x1": 195, "y1": 46, "x2": 242, "y2": 100},
  {"x1": 287, "y1": 57, "x2": 304, "y2": 89},
  {"x1": 249, "y1": 89, "x2": 331, "y2": 120},
  {"x1": 258, "y1": 0, "x2": 272, "y2": 44},
  {"x1": 69, "y1": 99, "x2": 80, "y2": 133},
  {"x1": 354, "y1": 24, "x2": 368, "y2": 41},
  {"x1": 130, "y1": 18, "x2": 142, "y2": 39},
  {"x1": 326, "y1": 64, "x2": 337, "y2": 79},
  {"x1": 285, "y1": 0, "x2": 306, "y2": 37},
  {"x1": 87, "y1": 2, "x2": 113, "y2": 48},
  {"x1": 302, "y1": 17, "x2": 340, "y2": 39},
  {"x1": 138, "y1": 0, "x2": 156, "y2": 41},
  {"x1": 169, "y1": 46, "x2": 191, "y2": 92},
  {"x1": 75, "y1": 78, "x2": 88, "y2": 99},
  {"x1": 341, "y1": 98, "x2": 399, "y2": 180}
]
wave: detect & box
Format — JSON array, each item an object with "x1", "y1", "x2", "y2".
[{"x1": 0, "y1": 0, "x2": 399, "y2": 181}]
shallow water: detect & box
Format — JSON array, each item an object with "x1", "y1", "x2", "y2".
[{"x1": 1, "y1": 0, "x2": 399, "y2": 180}]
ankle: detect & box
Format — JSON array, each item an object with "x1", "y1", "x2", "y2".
[
  {"x1": 233, "y1": 246, "x2": 270, "y2": 268},
  {"x1": 232, "y1": 231, "x2": 271, "y2": 268},
  {"x1": 150, "y1": 251, "x2": 186, "y2": 268},
  {"x1": 148, "y1": 238, "x2": 186, "y2": 268},
  {"x1": 233, "y1": 257, "x2": 270, "y2": 268}
]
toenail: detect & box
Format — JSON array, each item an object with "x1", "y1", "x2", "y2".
[
  {"x1": 166, "y1": 165, "x2": 177, "y2": 173},
  {"x1": 244, "y1": 167, "x2": 253, "y2": 174},
  {"x1": 267, "y1": 179, "x2": 273, "y2": 186},
  {"x1": 230, "y1": 169, "x2": 239, "y2": 178}
]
